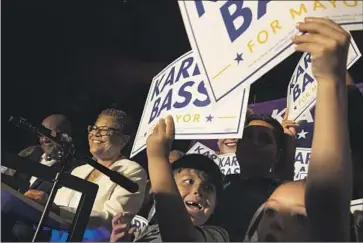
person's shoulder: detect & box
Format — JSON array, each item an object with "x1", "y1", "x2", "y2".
[
  {"x1": 115, "y1": 158, "x2": 146, "y2": 173},
  {"x1": 196, "y1": 225, "x2": 230, "y2": 242},
  {"x1": 70, "y1": 163, "x2": 90, "y2": 175}
]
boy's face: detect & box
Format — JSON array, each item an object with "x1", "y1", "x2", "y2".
[{"x1": 174, "y1": 168, "x2": 217, "y2": 226}]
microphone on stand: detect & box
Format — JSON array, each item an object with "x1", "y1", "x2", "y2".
[{"x1": 9, "y1": 116, "x2": 73, "y2": 144}]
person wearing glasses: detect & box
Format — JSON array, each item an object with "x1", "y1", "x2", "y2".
[{"x1": 25, "y1": 108, "x2": 147, "y2": 241}]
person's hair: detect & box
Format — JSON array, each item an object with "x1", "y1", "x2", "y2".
[
  {"x1": 43, "y1": 114, "x2": 72, "y2": 136},
  {"x1": 171, "y1": 154, "x2": 223, "y2": 201},
  {"x1": 98, "y1": 108, "x2": 131, "y2": 135},
  {"x1": 246, "y1": 114, "x2": 285, "y2": 150},
  {"x1": 282, "y1": 179, "x2": 306, "y2": 186}
]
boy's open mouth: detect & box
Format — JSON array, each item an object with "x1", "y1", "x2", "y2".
[{"x1": 185, "y1": 201, "x2": 203, "y2": 211}]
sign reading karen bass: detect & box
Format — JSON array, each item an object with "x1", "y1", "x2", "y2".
[
  {"x1": 287, "y1": 36, "x2": 361, "y2": 121},
  {"x1": 131, "y1": 51, "x2": 249, "y2": 158},
  {"x1": 178, "y1": 0, "x2": 363, "y2": 101}
]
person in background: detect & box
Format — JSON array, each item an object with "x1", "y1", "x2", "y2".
[
  {"x1": 2, "y1": 114, "x2": 79, "y2": 242},
  {"x1": 208, "y1": 112, "x2": 286, "y2": 241},
  {"x1": 245, "y1": 17, "x2": 353, "y2": 241},
  {"x1": 5, "y1": 114, "x2": 76, "y2": 193},
  {"x1": 25, "y1": 108, "x2": 147, "y2": 241},
  {"x1": 110, "y1": 117, "x2": 229, "y2": 242},
  {"x1": 217, "y1": 108, "x2": 255, "y2": 155}
]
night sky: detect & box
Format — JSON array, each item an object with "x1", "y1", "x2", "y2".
[{"x1": 2, "y1": 1, "x2": 363, "y2": 160}]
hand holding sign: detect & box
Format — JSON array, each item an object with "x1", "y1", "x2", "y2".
[
  {"x1": 110, "y1": 213, "x2": 136, "y2": 242},
  {"x1": 146, "y1": 115, "x2": 175, "y2": 160},
  {"x1": 293, "y1": 17, "x2": 351, "y2": 83},
  {"x1": 282, "y1": 110, "x2": 298, "y2": 137}
]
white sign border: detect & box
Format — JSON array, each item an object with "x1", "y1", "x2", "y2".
[
  {"x1": 179, "y1": 1, "x2": 363, "y2": 102},
  {"x1": 130, "y1": 51, "x2": 249, "y2": 158}
]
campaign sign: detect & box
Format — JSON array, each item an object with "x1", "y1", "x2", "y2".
[
  {"x1": 131, "y1": 215, "x2": 148, "y2": 231},
  {"x1": 131, "y1": 51, "x2": 250, "y2": 158},
  {"x1": 351, "y1": 198, "x2": 363, "y2": 214},
  {"x1": 187, "y1": 142, "x2": 219, "y2": 163},
  {"x1": 178, "y1": 1, "x2": 363, "y2": 101},
  {"x1": 217, "y1": 153, "x2": 240, "y2": 175},
  {"x1": 287, "y1": 37, "x2": 361, "y2": 121},
  {"x1": 294, "y1": 147, "x2": 311, "y2": 181}
]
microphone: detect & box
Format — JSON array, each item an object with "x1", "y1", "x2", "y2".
[{"x1": 9, "y1": 116, "x2": 72, "y2": 144}]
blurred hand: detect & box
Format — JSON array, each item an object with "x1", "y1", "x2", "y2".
[
  {"x1": 146, "y1": 115, "x2": 175, "y2": 159},
  {"x1": 110, "y1": 213, "x2": 137, "y2": 242},
  {"x1": 247, "y1": 108, "x2": 255, "y2": 117},
  {"x1": 24, "y1": 189, "x2": 48, "y2": 205},
  {"x1": 293, "y1": 17, "x2": 350, "y2": 83},
  {"x1": 282, "y1": 110, "x2": 298, "y2": 137}
]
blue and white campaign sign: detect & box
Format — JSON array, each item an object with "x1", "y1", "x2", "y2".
[
  {"x1": 178, "y1": 1, "x2": 363, "y2": 101},
  {"x1": 131, "y1": 51, "x2": 250, "y2": 158},
  {"x1": 217, "y1": 153, "x2": 240, "y2": 175},
  {"x1": 294, "y1": 147, "x2": 311, "y2": 181},
  {"x1": 287, "y1": 37, "x2": 361, "y2": 121},
  {"x1": 187, "y1": 143, "x2": 240, "y2": 175},
  {"x1": 187, "y1": 142, "x2": 219, "y2": 162},
  {"x1": 131, "y1": 215, "x2": 148, "y2": 231}
]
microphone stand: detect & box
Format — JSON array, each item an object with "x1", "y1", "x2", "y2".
[
  {"x1": 32, "y1": 144, "x2": 74, "y2": 242},
  {"x1": 9, "y1": 116, "x2": 139, "y2": 241}
]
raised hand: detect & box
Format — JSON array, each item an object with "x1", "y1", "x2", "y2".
[
  {"x1": 282, "y1": 109, "x2": 298, "y2": 137},
  {"x1": 146, "y1": 115, "x2": 175, "y2": 159},
  {"x1": 293, "y1": 17, "x2": 350, "y2": 83},
  {"x1": 110, "y1": 213, "x2": 136, "y2": 242}
]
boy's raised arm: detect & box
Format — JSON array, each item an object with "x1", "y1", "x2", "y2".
[{"x1": 146, "y1": 116, "x2": 204, "y2": 241}]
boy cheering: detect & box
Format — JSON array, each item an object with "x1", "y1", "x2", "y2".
[{"x1": 111, "y1": 116, "x2": 228, "y2": 242}]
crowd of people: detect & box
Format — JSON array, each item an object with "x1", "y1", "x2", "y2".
[{"x1": 2, "y1": 17, "x2": 363, "y2": 242}]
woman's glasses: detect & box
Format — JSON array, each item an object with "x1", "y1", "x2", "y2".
[{"x1": 87, "y1": 125, "x2": 121, "y2": 136}]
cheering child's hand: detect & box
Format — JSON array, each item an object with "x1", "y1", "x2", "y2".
[{"x1": 146, "y1": 115, "x2": 175, "y2": 160}]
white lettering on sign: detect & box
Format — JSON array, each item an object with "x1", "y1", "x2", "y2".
[{"x1": 294, "y1": 147, "x2": 311, "y2": 181}]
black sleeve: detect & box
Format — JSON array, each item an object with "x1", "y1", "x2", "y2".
[
  {"x1": 347, "y1": 85, "x2": 363, "y2": 199},
  {"x1": 347, "y1": 85, "x2": 363, "y2": 152}
]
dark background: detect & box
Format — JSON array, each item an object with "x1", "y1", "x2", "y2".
[{"x1": 2, "y1": 1, "x2": 363, "y2": 161}]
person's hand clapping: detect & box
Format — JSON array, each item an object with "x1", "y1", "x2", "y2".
[
  {"x1": 110, "y1": 213, "x2": 136, "y2": 242},
  {"x1": 293, "y1": 17, "x2": 350, "y2": 83},
  {"x1": 146, "y1": 115, "x2": 175, "y2": 160}
]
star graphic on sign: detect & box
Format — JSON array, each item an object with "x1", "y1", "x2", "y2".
[
  {"x1": 234, "y1": 53, "x2": 243, "y2": 64},
  {"x1": 206, "y1": 115, "x2": 214, "y2": 122},
  {"x1": 297, "y1": 129, "x2": 308, "y2": 139}
]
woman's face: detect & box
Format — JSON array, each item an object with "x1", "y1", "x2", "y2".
[
  {"x1": 88, "y1": 115, "x2": 128, "y2": 161},
  {"x1": 257, "y1": 182, "x2": 310, "y2": 242}
]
